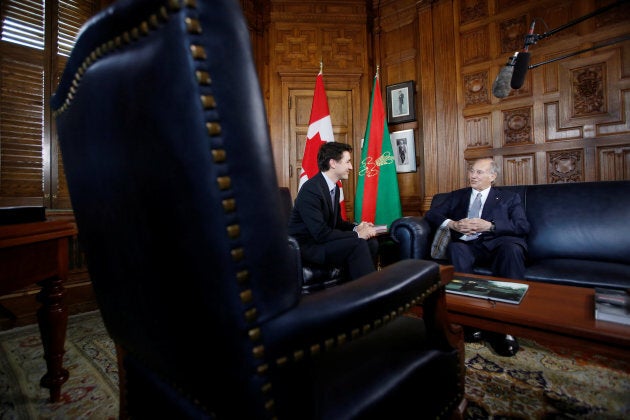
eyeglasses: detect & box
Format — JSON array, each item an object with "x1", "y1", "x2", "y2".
[{"x1": 467, "y1": 168, "x2": 490, "y2": 176}]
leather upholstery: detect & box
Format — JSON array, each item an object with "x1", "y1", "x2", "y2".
[
  {"x1": 52, "y1": 0, "x2": 465, "y2": 418},
  {"x1": 391, "y1": 181, "x2": 630, "y2": 289}
]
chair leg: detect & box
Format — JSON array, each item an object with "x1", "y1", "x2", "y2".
[{"x1": 115, "y1": 343, "x2": 129, "y2": 420}]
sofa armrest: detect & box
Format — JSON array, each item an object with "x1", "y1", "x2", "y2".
[
  {"x1": 287, "y1": 235, "x2": 304, "y2": 288},
  {"x1": 390, "y1": 216, "x2": 432, "y2": 260}
]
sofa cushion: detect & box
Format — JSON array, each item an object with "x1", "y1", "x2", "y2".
[{"x1": 524, "y1": 181, "x2": 630, "y2": 264}]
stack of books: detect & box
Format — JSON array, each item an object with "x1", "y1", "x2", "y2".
[{"x1": 594, "y1": 287, "x2": 630, "y2": 326}]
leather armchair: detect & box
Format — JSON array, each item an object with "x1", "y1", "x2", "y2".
[{"x1": 52, "y1": 0, "x2": 465, "y2": 418}]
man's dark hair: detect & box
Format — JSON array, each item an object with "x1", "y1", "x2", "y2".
[{"x1": 317, "y1": 142, "x2": 352, "y2": 171}]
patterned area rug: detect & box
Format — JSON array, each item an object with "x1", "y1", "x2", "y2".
[
  {"x1": 1, "y1": 310, "x2": 629, "y2": 418},
  {"x1": 0, "y1": 311, "x2": 118, "y2": 418},
  {"x1": 464, "y1": 339, "x2": 630, "y2": 419}
]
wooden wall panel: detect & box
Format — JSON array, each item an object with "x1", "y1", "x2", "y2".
[{"x1": 458, "y1": 0, "x2": 630, "y2": 196}]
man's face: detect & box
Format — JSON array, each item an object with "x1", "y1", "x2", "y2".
[
  {"x1": 330, "y1": 151, "x2": 353, "y2": 182},
  {"x1": 468, "y1": 159, "x2": 496, "y2": 191}
]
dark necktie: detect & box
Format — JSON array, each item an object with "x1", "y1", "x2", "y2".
[{"x1": 330, "y1": 187, "x2": 337, "y2": 226}]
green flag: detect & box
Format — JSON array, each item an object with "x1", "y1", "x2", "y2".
[{"x1": 354, "y1": 74, "x2": 402, "y2": 226}]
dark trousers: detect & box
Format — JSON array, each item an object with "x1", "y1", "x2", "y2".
[
  {"x1": 322, "y1": 236, "x2": 379, "y2": 280},
  {"x1": 448, "y1": 236, "x2": 526, "y2": 280}
]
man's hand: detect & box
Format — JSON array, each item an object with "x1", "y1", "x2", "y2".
[
  {"x1": 448, "y1": 218, "x2": 493, "y2": 235},
  {"x1": 355, "y1": 221, "x2": 377, "y2": 239}
]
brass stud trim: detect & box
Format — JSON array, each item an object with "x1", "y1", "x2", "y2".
[
  {"x1": 261, "y1": 383, "x2": 272, "y2": 394},
  {"x1": 252, "y1": 345, "x2": 265, "y2": 358},
  {"x1": 196, "y1": 70, "x2": 211, "y2": 85},
  {"x1": 206, "y1": 122, "x2": 221, "y2": 136},
  {"x1": 236, "y1": 270, "x2": 249, "y2": 283},
  {"x1": 222, "y1": 198, "x2": 236, "y2": 212},
  {"x1": 201, "y1": 94, "x2": 216, "y2": 109},
  {"x1": 248, "y1": 327, "x2": 261, "y2": 341},
  {"x1": 149, "y1": 14, "x2": 159, "y2": 29},
  {"x1": 184, "y1": 0, "x2": 197, "y2": 8},
  {"x1": 190, "y1": 44, "x2": 207, "y2": 60},
  {"x1": 240, "y1": 289, "x2": 252, "y2": 304},
  {"x1": 227, "y1": 224, "x2": 240, "y2": 238},
  {"x1": 264, "y1": 399, "x2": 275, "y2": 411},
  {"x1": 257, "y1": 364, "x2": 268, "y2": 374},
  {"x1": 231, "y1": 247, "x2": 244, "y2": 262},
  {"x1": 276, "y1": 357, "x2": 288, "y2": 366},
  {"x1": 217, "y1": 176, "x2": 231, "y2": 190},
  {"x1": 244, "y1": 307, "x2": 257, "y2": 322},
  {"x1": 211, "y1": 149, "x2": 226, "y2": 162},
  {"x1": 186, "y1": 17, "x2": 202, "y2": 34},
  {"x1": 167, "y1": 0, "x2": 181, "y2": 10},
  {"x1": 293, "y1": 350, "x2": 304, "y2": 361},
  {"x1": 139, "y1": 21, "x2": 149, "y2": 35}
]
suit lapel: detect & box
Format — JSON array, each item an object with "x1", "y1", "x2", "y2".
[{"x1": 481, "y1": 188, "x2": 499, "y2": 218}]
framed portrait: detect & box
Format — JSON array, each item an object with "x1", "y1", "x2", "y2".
[
  {"x1": 390, "y1": 129, "x2": 416, "y2": 173},
  {"x1": 386, "y1": 81, "x2": 415, "y2": 124}
]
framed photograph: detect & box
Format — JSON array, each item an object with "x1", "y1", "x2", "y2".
[
  {"x1": 390, "y1": 129, "x2": 416, "y2": 173},
  {"x1": 386, "y1": 81, "x2": 415, "y2": 124}
]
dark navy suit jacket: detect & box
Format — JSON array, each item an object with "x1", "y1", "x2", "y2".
[
  {"x1": 424, "y1": 187, "x2": 530, "y2": 252},
  {"x1": 287, "y1": 172, "x2": 356, "y2": 264}
]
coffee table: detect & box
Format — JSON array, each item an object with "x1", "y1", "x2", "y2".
[{"x1": 445, "y1": 272, "x2": 630, "y2": 361}]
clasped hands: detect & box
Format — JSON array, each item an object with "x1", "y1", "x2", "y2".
[
  {"x1": 448, "y1": 218, "x2": 492, "y2": 235},
  {"x1": 355, "y1": 221, "x2": 377, "y2": 239}
]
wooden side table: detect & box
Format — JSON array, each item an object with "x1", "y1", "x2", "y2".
[{"x1": 0, "y1": 220, "x2": 78, "y2": 402}]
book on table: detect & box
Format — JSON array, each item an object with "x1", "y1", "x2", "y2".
[
  {"x1": 445, "y1": 276, "x2": 529, "y2": 304},
  {"x1": 594, "y1": 287, "x2": 630, "y2": 326}
]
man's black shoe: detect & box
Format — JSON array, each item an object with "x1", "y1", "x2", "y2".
[
  {"x1": 463, "y1": 327, "x2": 483, "y2": 342},
  {"x1": 487, "y1": 333, "x2": 519, "y2": 357}
]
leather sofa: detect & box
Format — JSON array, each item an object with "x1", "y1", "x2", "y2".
[{"x1": 390, "y1": 180, "x2": 630, "y2": 289}]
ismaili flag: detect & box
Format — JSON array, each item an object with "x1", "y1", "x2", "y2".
[
  {"x1": 299, "y1": 70, "x2": 347, "y2": 219},
  {"x1": 354, "y1": 73, "x2": 402, "y2": 226}
]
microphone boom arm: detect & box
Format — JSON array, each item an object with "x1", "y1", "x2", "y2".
[
  {"x1": 528, "y1": 34, "x2": 630, "y2": 70},
  {"x1": 526, "y1": 0, "x2": 627, "y2": 47}
]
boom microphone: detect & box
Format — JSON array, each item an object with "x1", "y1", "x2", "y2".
[
  {"x1": 510, "y1": 20, "x2": 537, "y2": 90},
  {"x1": 492, "y1": 52, "x2": 518, "y2": 98},
  {"x1": 510, "y1": 51, "x2": 530, "y2": 89}
]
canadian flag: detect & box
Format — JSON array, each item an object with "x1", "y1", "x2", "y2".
[{"x1": 299, "y1": 71, "x2": 347, "y2": 219}]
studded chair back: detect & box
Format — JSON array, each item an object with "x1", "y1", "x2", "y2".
[{"x1": 53, "y1": 0, "x2": 465, "y2": 418}]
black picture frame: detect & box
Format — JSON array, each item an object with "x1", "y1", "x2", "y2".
[{"x1": 386, "y1": 81, "x2": 416, "y2": 124}]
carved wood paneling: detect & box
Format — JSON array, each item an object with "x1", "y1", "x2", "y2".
[
  {"x1": 460, "y1": 0, "x2": 487, "y2": 25},
  {"x1": 460, "y1": 27, "x2": 490, "y2": 65},
  {"x1": 503, "y1": 154, "x2": 535, "y2": 185},
  {"x1": 598, "y1": 90, "x2": 630, "y2": 136},
  {"x1": 464, "y1": 114, "x2": 491, "y2": 148},
  {"x1": 544, "y1": 102, "x2": 583, "y2": 141},
  {"x1": 463, "y1": 71, "x2": 490, "y2": 106},
  {"x1": 571, "y1": 63, "x2": 607, "y2": 117},
  {"x1": 547, "y1": 150, "x2": 584, "y2": 183},
  {"x1": 502, "y1": 107, "x2": 533, "y2": 145},
  {"x1": 599, "y1": 146, "x2": 630, "y2": 181},
  {"x1": 498, "y1": 15, "x2": 527, "y2": 54}
]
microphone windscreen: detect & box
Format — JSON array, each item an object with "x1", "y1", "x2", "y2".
[
  {"x1": 510, "y1": 52, "x2": 530, "y2": 89},
  {"x1": 492, "y1": 65, "x2": 514, "y2": 98}
]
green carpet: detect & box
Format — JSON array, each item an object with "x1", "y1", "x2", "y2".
[{"x1": 1, "y1": 310, "x2": 629, "y2": 418}]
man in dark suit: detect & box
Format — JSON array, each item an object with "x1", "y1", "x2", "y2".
[
  {"x1": 424, "y1": 157, "x2": 530, "y2": 356},
  {"x1": 288, "y1": 142, "x2": 378, "y2": 280}
]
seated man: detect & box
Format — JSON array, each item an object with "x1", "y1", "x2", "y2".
[
  {"x1": 288, "y1": 142, "x2": 378, "y2": 280},
  {"x1": 424, "y1": 157, "x2": 530, "y2": 356}
]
